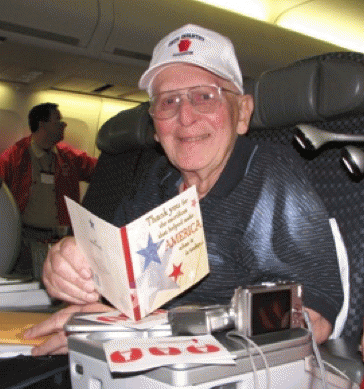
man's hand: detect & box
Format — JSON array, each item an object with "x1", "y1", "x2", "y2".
[
  {"x1": 23, "y1": 303, "x2": 114, "y2": 355},
  {"x1": 304, "y1": 307, "x2": 332, "y2": 344},
  {"x1": 43, "y1": 237, "x2": 100, "y2": 304}
]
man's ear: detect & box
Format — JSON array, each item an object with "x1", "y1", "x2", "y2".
[
  {"x1": 37, "y1": 121, "x2": 45, "y2": 131},
  {"x1": 236, "y1": 94, "x2": 254, "y2": 135}
]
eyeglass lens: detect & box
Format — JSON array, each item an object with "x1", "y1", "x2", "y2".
[{"x1": 150, "y1": 85, "x2": 222, "y2": 119}]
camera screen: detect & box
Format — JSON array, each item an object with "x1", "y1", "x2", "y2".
[{"x1": 251, "y1": 289, "x2": 291, "y2": 336}]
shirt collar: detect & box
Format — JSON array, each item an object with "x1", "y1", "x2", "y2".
[
  {"x1": 160, "y1": 136, "x2": 257, "y2": 199},
  {"x1": 30, "y1": 137, "x2": 58, "y2": 158},
  {"x1": 207, "y1": 136, "x2": 256, "y2": 198}
]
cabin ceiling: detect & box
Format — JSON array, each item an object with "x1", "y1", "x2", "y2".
[{"x1": 0, "y1": 0, "x2": 358, "y2": 102}]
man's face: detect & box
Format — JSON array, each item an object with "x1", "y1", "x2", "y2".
[
  {"x1": 151, "y1": 64, "x2": 253, "y2": 179},
  {"x1": 42, "y1": 109, "x2": 67, "y2": 144}
]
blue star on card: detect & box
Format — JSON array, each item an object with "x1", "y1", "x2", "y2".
[
  {"x1": 137, "y1": 234, "x2": 164, "y2": 270},
  {"x1": 136, "y1": 247, "x2": 178, "y2": 310}
]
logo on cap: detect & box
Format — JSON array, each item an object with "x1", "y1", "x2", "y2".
[{"x1": 178, "y1": 39, "x2": 191, "y2": 52}]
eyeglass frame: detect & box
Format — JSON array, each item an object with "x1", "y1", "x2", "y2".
[{"x1": 148, "y1": 84, "x2": 241, "y2": 120}]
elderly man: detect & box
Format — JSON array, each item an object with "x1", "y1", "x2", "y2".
[{"x1": 25, "y1": 24, "x2": 343, "y2": 354}]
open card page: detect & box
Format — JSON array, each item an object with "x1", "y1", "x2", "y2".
[
  {"x1": 65, "y1": 186, "x2": 209, "y2": 320},
  {"x1": 65, "y1": 197, "x2": 133, "y2": 318}
]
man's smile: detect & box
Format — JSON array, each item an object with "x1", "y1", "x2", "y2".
[{"x1": 178, "y1": 134, "x2": 210, "y2": 143}]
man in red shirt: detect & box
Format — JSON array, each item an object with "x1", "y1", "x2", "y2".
[{"x1": 0, "y1": 102, "x2": 97, "y2": 277}]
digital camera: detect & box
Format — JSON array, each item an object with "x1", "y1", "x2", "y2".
[{"x1": 168, "y1": 281, "x2": 303, "y2": 337}]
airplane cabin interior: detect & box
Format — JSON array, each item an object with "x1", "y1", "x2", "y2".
[{"x1": 0, "y1": 1, "x2": 364, "y2": 388}]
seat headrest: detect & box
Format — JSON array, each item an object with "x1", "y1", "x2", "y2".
[
  {"x1": 97, "y1": 102, "x2": 156, "y2": 154},
  {"x1": 250, "y1": 55, "x2": 364, "y2": 129},
  {"x1": 96, "y1": 53, "x2": 364, "y2": 153}
]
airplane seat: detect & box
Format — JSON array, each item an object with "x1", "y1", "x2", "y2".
[
  {"x1": 247, "y1": 51, "x2": 364, "y2": 383},
  {"x1": 248, "y1": 51, "x2": 364, "y2": 342},
  {"x1": 0, "y1": 177, "x2": 22, "y2": 276}
]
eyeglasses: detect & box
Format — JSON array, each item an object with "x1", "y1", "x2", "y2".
[{"x1": 149, "y1": 85, "x2": 240, "y2": 120}]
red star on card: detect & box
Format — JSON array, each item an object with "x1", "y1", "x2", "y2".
[{"x1": 169, "y1": 263, "x2": 184, "y2": 282}]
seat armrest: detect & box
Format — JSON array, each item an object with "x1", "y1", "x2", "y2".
[{"x1": 319, "y1": 338, "x2": 364, "y2": 384}]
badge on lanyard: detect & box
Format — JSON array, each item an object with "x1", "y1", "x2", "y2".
[{"x1": 40, "y1": 171, "x2": 55, "y2": 184}]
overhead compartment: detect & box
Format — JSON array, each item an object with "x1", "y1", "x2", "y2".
[
  {"x1": 100, "y1": 0, "x2": 169, "y2": 67},
  {"x1": 100, "y1": 0, "x2": 223, "y2": 66},
  {"x1": 0, "y1": 0, "x2": 113, "y2": 54}
]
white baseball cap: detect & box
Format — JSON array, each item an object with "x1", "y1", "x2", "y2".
[{"x1": 139, "y1": 24, "x2": 244, "y2": 95}]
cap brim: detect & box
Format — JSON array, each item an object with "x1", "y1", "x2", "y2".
[{"x1": 139, "y1": 60, "x2": 244, "y2": 95}]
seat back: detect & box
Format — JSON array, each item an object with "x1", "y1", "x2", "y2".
[
  {"x1": 0, "y1": 178, "x2": 21, "y2": 276},
  {"x1": 82, "y1": 103, "x2": 162, "y2": 223},
  {"x1": 247, "y1": 52, "x2": 364, "y2": 342}
]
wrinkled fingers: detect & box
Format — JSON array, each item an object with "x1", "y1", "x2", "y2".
[
  {"x1": 43, "y1": 237, "x2": 98, "y2": 303},
  {"x1": 31, "y1": 331, "x2": 69, "y2": 356}
]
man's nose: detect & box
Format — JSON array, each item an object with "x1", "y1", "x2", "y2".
[{"x1": 177, "y1": 96, "x2": 198, "y2": 125}]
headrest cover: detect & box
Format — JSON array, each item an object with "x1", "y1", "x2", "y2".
[
  {"x1": 139, "y1": 24, "x2": 244, "y2": 95},
  {"x1": 96, "y1": 103, "x2": 156, "y2": 154},
  {"x1": 250, "y1": 56, "x2": 364, "y2": 129},
  {"x1": 320, "y1": 60, "x2": 364, "y2": 117}
]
